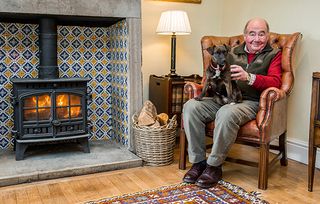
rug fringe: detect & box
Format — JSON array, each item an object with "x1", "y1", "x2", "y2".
[
  {"x1": 84, "y1": 182, "x2": 189, "y2": 204},
  {"x1": 218, "y1": 180, "x2": 269, "y2": 204}
]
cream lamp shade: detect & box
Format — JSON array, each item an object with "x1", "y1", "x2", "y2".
[{"x1": 156, "y1": 10, "x2": 191, "y2": 35}]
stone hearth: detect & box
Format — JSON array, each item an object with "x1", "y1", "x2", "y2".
[{"x1": 0, "y1": 141, "x2": 142, "y2": 187}]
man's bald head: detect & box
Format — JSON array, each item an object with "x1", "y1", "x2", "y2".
[{"x1": 244, "y1": 18, "x2": 269, "y2": 34}]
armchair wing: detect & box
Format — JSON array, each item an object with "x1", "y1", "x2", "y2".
[{"x1": 184, "y1": 82, "x2": 203, "y2": 99}]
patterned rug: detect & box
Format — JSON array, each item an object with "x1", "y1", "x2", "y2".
[{"x1": 85, "y1": 180, "x2": 269, "y2": 204}]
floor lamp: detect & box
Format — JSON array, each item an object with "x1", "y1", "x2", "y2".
[{"x1": 156, "y1": 10, "x2": 191, "y2": 77}]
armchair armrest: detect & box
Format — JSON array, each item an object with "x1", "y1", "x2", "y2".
[
  {"x1": 256, "y1": 87, "x2": 287, "y2": 143},
  {"x1": 184, "y1": 82, "x2": 204, "y2": 99}
]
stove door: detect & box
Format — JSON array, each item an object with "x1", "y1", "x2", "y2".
[
  {"x1": 53, "y1": 91, "x2": 86, "y2": 137},
  {"x1": 20, "y1": 92, "x2": 53, "y2": 139}
]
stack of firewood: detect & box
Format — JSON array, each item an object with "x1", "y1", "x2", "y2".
[{"x1": 137, "y1": 100, "x2": 169, "y2": 127}]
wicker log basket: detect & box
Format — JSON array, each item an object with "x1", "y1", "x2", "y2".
[{"x1": 132, "y1": 113, "x2": 177, "y2": 166}]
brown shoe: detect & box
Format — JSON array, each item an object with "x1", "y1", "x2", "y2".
[
  {"x1": 196, "y1": 165, "x2": 222, "y2": 188},
  {"x1": 183, "y1": 160, "x2": 207, "y2": 184}
]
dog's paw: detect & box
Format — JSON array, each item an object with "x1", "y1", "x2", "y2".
[
  {"x1": 230, "y1": 102, "x2": 236, "y2": 105},
  {"x1": 222, "y1": 97, "x2": 229, "y2": 104}
]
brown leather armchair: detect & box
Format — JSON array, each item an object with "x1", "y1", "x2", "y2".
[{"x1": 179, "y1": 32, "x2": 302, "y2": 190}]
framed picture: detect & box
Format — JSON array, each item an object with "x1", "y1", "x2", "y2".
[{"x1": 155, "y1": 0, "x2": 201, "y2": 3}]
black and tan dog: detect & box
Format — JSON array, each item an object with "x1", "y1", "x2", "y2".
[{"x1": 195, "y1": 44, "x2": 242, "y2": 105}]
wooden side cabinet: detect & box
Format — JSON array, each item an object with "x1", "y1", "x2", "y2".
[
  {"x1": 308, "y1": 72, "x2": 320, "y2": 192},
  {"x1": 149, "y1": 74, "x2": 202, "y2": 125}
]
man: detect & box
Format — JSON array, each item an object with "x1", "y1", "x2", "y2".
[{"x1": 182, "y1": 17, "x2": 282, "y2": 188}]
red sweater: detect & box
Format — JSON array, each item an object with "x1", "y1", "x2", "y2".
[{"x1": 247, "y1": 51, "x2": 282, "y2": 91}]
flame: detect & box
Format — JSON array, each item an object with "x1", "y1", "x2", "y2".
[
  {"x1": 39, "y1": 95, "x2": 51, "y2": 107},
  {"x1": 57, "y1": 94, "x2": 68, "y2": 107},
  {"x1": 71, "y1": 107, "x2": 81, "y2": 118},
  {"x1": 23, "y1": 94, "x2": 51, "y2": 121},
  {"x1": 56, "y1": 94, "x2": 81, "y2": 119}
]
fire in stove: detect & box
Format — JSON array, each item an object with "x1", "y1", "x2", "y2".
[
  {"x1": 56, "y1": 94, "x2": 82, "y2": 119},
  {"x1": 24, "y1": 94, "x2": 51, "y2": 121}
]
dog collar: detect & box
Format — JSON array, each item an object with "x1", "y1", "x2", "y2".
[
  {"x1": 210, "y1": 64, "x2": 225, "y2": 78},
  {"x1": 210, "y1": 64, "x2": 225, "y2": 71}
]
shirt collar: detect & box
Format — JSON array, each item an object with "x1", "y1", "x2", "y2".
[{"x1": 244, "y1": 45, "x2": 250, "y2": 53}]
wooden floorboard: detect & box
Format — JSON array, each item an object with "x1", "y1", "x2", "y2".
[{"x1": 0, "y1": 144, "x2": 319, "y2": 203}]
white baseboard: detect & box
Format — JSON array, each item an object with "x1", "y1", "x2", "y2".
[{"x1": 286, "y1": 138, "x2": 320, "y2": 169}]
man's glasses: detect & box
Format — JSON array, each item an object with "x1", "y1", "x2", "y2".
[{"x1": 246, "y1": 32, "x2": 267, "y2": 39}]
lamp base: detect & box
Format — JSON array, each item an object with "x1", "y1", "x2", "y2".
[{"x1": 165, "y1": 73, "x2": 181, "y2": 78}]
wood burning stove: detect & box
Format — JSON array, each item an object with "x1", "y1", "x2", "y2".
[
  {"x1": 11, "y1": 78, "x2": 91, "y2": 160},
  {"x1": 10, "y1": 18, "x2": 91, "y2": 160}
]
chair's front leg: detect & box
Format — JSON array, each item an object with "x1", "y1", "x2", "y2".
[
  {"x1": 308, "y1": 145, "x2": 317, "y2": 192},
  {"x1": 179, "y1": 128, "x2": 187, "y2": 170},
  {"x1": 279, "y1": 132, "x2": 288, "y2": 166},
  {"x1": 258, "y1": 143, "x2": 270, "y2": 190}
]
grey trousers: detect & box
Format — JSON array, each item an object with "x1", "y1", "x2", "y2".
[{"x1": 183, "y1": 97, "x2": 259, "y2": 166}]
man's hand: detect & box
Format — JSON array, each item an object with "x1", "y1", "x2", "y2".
[{"x1": 230, "y1": 65, "x2": 249, "y2": 81}]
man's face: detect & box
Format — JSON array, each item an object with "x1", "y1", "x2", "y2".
[{"x1": 244, "y1": 20, "x2": 269, "y2": 54}]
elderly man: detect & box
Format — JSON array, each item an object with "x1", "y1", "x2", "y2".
[{"x1": 182, "y1": 17, "x2": 282, "y2": 188}]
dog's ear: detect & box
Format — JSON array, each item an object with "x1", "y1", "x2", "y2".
[
  {"x1": 223, "y1": 44, "x2": 230, "y2": 52},
  {"x1": 206, "y1": 46, "x2": 216, "y2": 55}
]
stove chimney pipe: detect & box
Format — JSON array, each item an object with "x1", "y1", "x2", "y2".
[{"x1": 38, "y1": 18, "x2": 58, "y2": 79}]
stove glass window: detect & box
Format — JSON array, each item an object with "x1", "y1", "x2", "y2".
[
  {"x1": 56, "y1": 93, "x2": 82, "y2": 119},
  {"x1": 23, "y1": 94, "x2": 51, "y2": 121}
]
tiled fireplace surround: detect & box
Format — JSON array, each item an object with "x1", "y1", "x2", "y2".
[{"x1": 0, "y1": 0, "x2": 142, "y2": 151}]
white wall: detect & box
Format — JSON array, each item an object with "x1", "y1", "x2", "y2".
[
  {"x1": 141, "y1": 0, "x2": 223, "y2": 98},
  {"x1": 142, "y1": 0, "x2": 320, "y2": 166}
]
